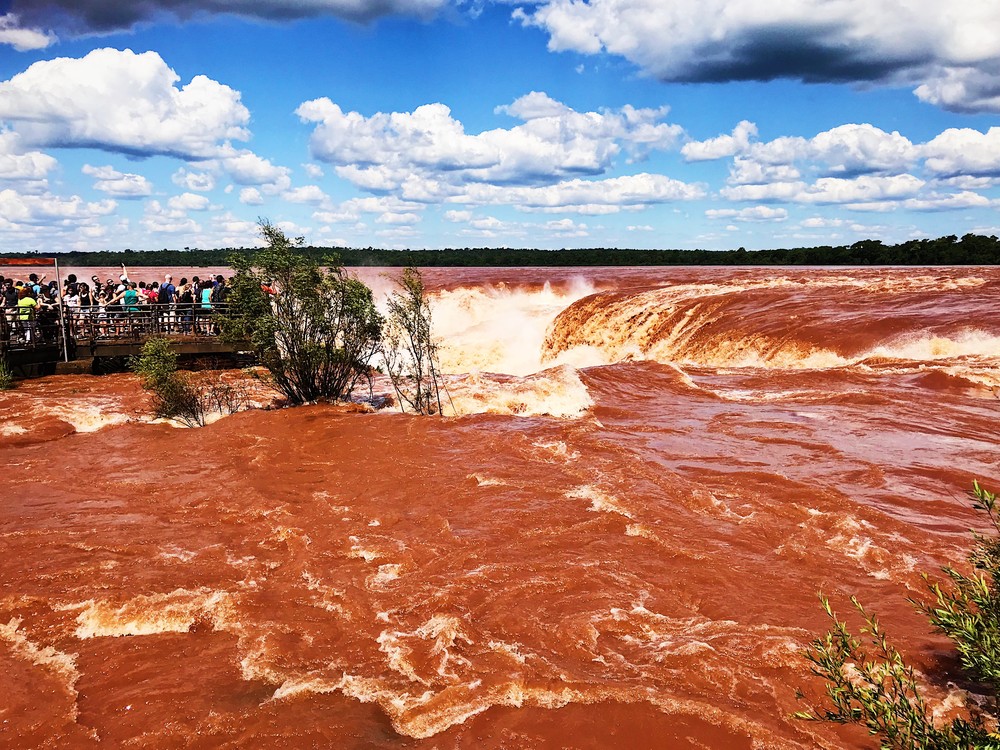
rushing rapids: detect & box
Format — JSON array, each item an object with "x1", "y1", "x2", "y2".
[{"x1": 1, "y1": 266, "x2": 998, "y2": 749}]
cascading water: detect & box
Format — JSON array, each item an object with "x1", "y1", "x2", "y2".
[{"x1": 1, "y1": 265, "x2": 998, "y2": 749}]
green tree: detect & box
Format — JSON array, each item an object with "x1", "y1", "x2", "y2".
[
  {"x1": 797, "y1": 483, "x2": 1000, "y2": 749},
  {"x1": 132, "y1": 337, "x2": 206, "y2": 427},
  {"x1": 220, "y1": 221, "x2": 383, "y2": 405},
  {"x1": 382, "y1": 267, "x2": 446, "y2": 415}
]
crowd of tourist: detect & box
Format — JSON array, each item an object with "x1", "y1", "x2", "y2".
[{"x1": 1, "y1": 264, "x2": 233, "y2": 343}]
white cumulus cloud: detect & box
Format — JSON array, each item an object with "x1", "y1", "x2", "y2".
[
  {"x1": 283, "y1": 185, "x2": 328, "y2": 204},
  {"x1": 215, "y1": 146, "x2": 292, "y2": 192},
  {"x1": 682, "y1": 120, "x2": 757, "y2": 161},
  {"x1": 514, "y1": 0, "x2": 1000, "y2": 112},
  {"x1": 82, "y1": 164, "x2": 152, "y2": 197},
  {"x1": 0, "y1": 130, "x2": 57, "y2": 183},
  {"x1": 0, "y1": 187, "x2": 115, "y2": 227},
  {"x1": 0, "y1": 48, "x2": 250, "y2": 158},
  {"x1": 689, "y1": 121, "x2": 918, "y2": 177},
  {"x1": 172, "y1": 168, "x2": 216, "y2": 192},
  {"x1": 459, "y1": 172, "x2": 704, "y2": 213},
  {"x1": 239, "y1": 187, "x2": 264, "y2": 205},
  {"x1": 922, "y1": 127, "x2": 1000, "y2": 176},
  {"x1": 722, "y1": 174, "x2": 924, "y2": 205},
  {"x1": 167, "y1": 192, "x2": 211, "y2": 211},
  {"x1": 297, "y1": 92, "x2": 684, "y2": 194},
  {"x1": 705, "y1": 205, "x2": 788, "y2": 221},
  {"x1": 0, "y1": 13, "x2": 55, "y2": 50}
]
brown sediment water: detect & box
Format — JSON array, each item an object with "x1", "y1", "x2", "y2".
[{"x1": 1, "y1": 266, "x2": 998, "y2": 748}]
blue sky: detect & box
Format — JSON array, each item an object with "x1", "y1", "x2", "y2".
[{"x1": 0, "y1": 0, "x2": 998, "y2": 252}]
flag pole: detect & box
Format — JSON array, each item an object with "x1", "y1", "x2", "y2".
[{"x1": 54, "y1": 256, "x2": 69, "y2": 363}]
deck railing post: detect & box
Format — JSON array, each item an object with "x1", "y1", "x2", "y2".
[{"x1": 54, "y1": 258, "x2": 69, "y2": 363}]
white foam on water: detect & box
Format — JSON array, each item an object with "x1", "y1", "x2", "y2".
[
  {"x1": 860, "y1": 329, "x2": 1000, "y2": 363},
  {"x1": 47, "y1": 402, "x2": 132, "y2": 432},
  {"x1": 684, "y1": 489, "x2": 757, "y2": 524},
  {"x1": 939, "y1": 365, "x2": 1000, "y2": 390},
  {"x1": 445, "y1": 365, "x2": 593, "y2": 419},
  {"x1": 260, "y1": 636, "x2": 810, "y2": 743},
  {"x1": 714, "y1": 389, "x2": 834, "y2": 403},
  {"x1": 301, "y1": 572, "x2": 350, "y2": 617},
  {"x1": 432, "y1": 280, "x2": 597, "y2": 377},
  {"x1": 566, "y1": 485, "x2": 634, "y2": 519},
  {"x1": 783, "y1": 509, "x2": 917, "y2": 581},
  {"x1": 541, "y1": 274, "x2": 1000, "y2": 373},
  {"x1": 156, "y1": 545, "x2": 198, "y2": 563},
  {"x1": 347, "y1": 536, "x2": 381, "y2": 562},
  {"x1": 531, "y1": 440, "x2": 580, "y2": 461},
  {"x1": 72, "y1": 588, "x2": 234, "y2": 638},
  {"x1": 469, "y1": 474, "x2": 507, "y2": 487},
  {"x1": 486, "y1": 640, "x2": 529, "y2": 665},
  {"x1": 0, "y1": 617, "x2": 81, "y2": 698},
  {"x1": 378, "y1": 615, "x2": 475, "y2": 687},
  {"x1": 367, "y1": 564, "x2": 402, "y2": 591}
]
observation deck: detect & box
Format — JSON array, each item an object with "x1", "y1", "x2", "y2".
[{"x1": 1, "y1": 304, "x2": 251, "y2": 376}]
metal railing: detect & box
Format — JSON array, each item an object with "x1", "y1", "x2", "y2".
[
  {"x1": 1, "y1": 305, "x2": 66, "y2": 350},
  {"x1": 2, "y1": 303, "x2": 228, "y2": 351}
]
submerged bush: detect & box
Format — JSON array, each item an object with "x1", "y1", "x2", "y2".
[
  {"x1": 382, "y1": 266, "x2": 446, "y2": 415},
  {"x1": 132, "y1": 338, "x2": 251, "y2": 427},
  {"x1": 132, "y1": 337, "x2": 206, "y2": 427},
  {"x1": 220, "y1": 221, "x2": 382, "y2": 405},
  {"x1": 0, "y1": 357, "x2": 14, "y2": 390},
  {"x1": 797, "y1": 482, "x2": 1000, "y2": 749}
]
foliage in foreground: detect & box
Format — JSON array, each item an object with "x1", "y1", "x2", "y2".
[
  {"x1": 0, "y1": 357, "x2": 14, "y2": 390},
  {"x1": 132, "y1": 337, "x2": 207, "y2": 427},
  {"x1": 382, "y1": 267, "x2": 446, "y2": 415},
  {"x1": 220, "y1": 221, "x2": 383, "y2": 405},
  {"x1": 132, "y1": 337, "x2": 249, "y2": 427},
  {"x1": 797, "y1": 483, "x2": 1000, "y2": 749}
]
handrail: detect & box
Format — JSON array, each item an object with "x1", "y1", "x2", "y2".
[{"x1": 2, "y1": 303, "x2": 229, "y2": 348}]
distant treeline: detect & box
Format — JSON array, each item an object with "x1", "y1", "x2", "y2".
[{"x1": 3, "y1": 233, "x2": 999, "y2": 267}]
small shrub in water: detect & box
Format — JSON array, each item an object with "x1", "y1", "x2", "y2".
[
  {"x1": 382, "y1": 267, "x2": 447, "y2": 415},
  {"x1": 202, "y1": 376, "x2": 252, "y2": 415},
  {"x1": 0, "y1": 358, "x2": 14, "y2": 390},
  {"x1": 132, "y1": 337, "x2": 206, "y2": 427},
  {"x1": 798, "y1": 483, "x2": 1000, "y2": 749}
]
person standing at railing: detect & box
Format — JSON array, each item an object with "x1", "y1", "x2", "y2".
[
  {"x1": 77, "y1": 282, "x2": 94, "y2": 339},
  {"x1": 159, "y1": 274, "x2": 177, "y2": 332},
  {"x1": 198, "y1": 279, "x2": 213, "y2": 334},
  {"x1": 141, "y1": 282, "x2": 158, "y2": 304},
  {"x1": 16, "y1": 286, "x2": 37, "y2": 343},
  {"x1": 37, "y1": 287, "x2": 59, "y2": 343},
  {"x1": 63, "y1": 283, "x2": 82, "y2": 337},
  {"x1": 95, "y1": 288, "x2": 110, "y2": 337},
  {"x1": 122, "y1": 283, "x2": 140, "y2": 313},
  {"x1": 63, "y1": 284, "x2": 80, "y2": 309},
  {"x1": 27, "y1": 273, "x2": 44, "y2": 296},
  {"x1": 176, "y1": 278, "x2": 193, "y2": 334},
  {"x1": 209, "y1": 275, "x2": 229, "y2": 334},
  {"x1": 106, "y1": 282, "x2": 141, "y2": 336},
  {"x1": 2, "y1": 278, "x2": 16, "y2": 326}
]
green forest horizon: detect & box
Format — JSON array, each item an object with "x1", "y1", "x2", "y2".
[{"x1": 2, "y1": 233, "x2": 998, "y2": 267}]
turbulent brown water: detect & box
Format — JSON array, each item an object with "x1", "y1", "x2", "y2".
[{"x1": 2, "y1": 266, "x2": 999, "y2": 749}]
